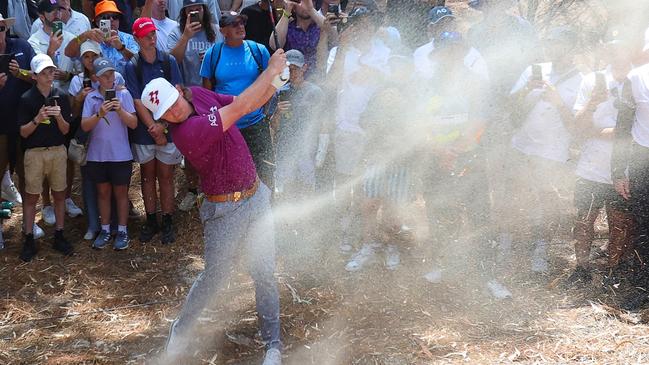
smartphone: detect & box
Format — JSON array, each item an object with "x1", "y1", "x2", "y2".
[
  {"x1": 47, "y1": 95, "x2": 60, "y2": 107},
  {"x1": 189, "y1": 11, "x2": 200, "y2": 24},
  {"x1": 531, "y1": 64, "x2": 543, "y2": 82},
  {"x1": 99, "y1": 19, "x2": 111, "y2": 38},
  {"x1": 83, "y1": 77, "x2": 92, "y2": 89},
  {"x1": 327, "y1": 4, "x2": 340, "y2": 16},
  {"x1": 52, "y1": 21, "x2": 64, "y2": 36},
  {"x1": 105, "y1": 88, "x2": 116, "y2": 101},
  {"x1": 0, "y1": 53, "x2": 13, "y2": 74}
]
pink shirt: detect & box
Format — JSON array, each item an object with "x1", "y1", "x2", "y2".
[{"x1": 170, "y1": 87, "x2": 257, "y2": 195}]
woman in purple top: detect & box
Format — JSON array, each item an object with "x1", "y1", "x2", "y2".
[
  {"x1": 140, "y1": 49, "x2": 288, "y2": 364},
  {"x1": 81, "y1": 57, "x2": 137, "y2": 251}
]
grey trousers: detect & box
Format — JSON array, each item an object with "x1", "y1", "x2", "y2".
[{"x1": 167, "y1": 183, "x2": 281, "y2": 352}]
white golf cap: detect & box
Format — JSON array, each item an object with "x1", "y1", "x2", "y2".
[
  {"x1": 141, "y1": 78, "x2": 179, "y2": 121},
  {"x1": 30, "y1": 54, "x2": 57, "y2": 74},
  {"x1": 80, "y1": 40, "x2": 101, "y2": 56}
]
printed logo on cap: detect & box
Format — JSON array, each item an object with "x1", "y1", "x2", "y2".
[
  {"x1": 139, "y1": 21, "x2": 153, "y2": 28},
  {"x1": 98, "y1": 60, "x2": 109, "y2": 67},
  {"x1": 149, "y1": 90, "x2": 160, "y2": 105}
]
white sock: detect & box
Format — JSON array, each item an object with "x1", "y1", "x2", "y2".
[
  {"x1": 101, "y1": 224, "x2": 110, "y2": 232},
  {"x1": 117, "y1": 225, "x2": 127, "y2": 233}
]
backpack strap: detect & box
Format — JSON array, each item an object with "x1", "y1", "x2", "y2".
[
  {"x1": 131, "y1": 53, "x2": 144, "y2": 87},
  {"x1": 245, "y1": 40, "x2": 264, "y2": 74},
  {"x1": 209, "y1": 42, "x2": 225, "y2": 88}
]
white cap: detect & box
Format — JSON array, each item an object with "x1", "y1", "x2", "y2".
[
  {"x1": 0, "y1": 13, "x2": 16, "y2": 28},
  {"x1": 141, "y1": 78, "x2": 179, "y2": 121},
  {"x1": 30, "y1": 54, "x2": 57, "y2": 74},
  {"x1": 644, "y1": 27, "x2": 649, "y2": 52},
  {"x1": 80, "y1": 40, "x2": 101, "y2": 56}
]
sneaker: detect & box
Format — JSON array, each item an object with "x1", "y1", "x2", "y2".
[
  {"x1": 160, "y1": 214, "x2": 175, "y2": 244},
  {"x1": 565, "y1": 266, "x2": 592, "y2": 287},
  {"x1": 385, "y1": 244, "x2": 400, "y2": 270},
  {"x1": 1, "y1": 181, "x2": 22, "y2": 204},
  {"x1": 83, "y1": 230, "x2": 97, "y2": 241},
  {"x1": 424, "y1": 266, "x2": 443, "y2": 283},
  {"x1": 178, "y1": 192, "x2": 196, "y2": 212},
  {"x1": 41, "y1": 205, "x2": 56, "y2": 225},
  {"x1": 531, "y1": 241, "x2": 549, "y2": 273},
  {"x1": 33, "y1": 223, "x2": 45, "y2": 239},
  {"x1": 486, "y1": 279, "x2": 512, "y2": 299},
  {"x1": 139, "y1": 214, "x2": 159, "y2": 243},
  {"x1": 92, "y1": 230, "x2": 111, "y2": 249},
  {"x1": 339, "y1": 236, "x2": 353, "y2": 253},
  {"x1": 19, "y1": 234, "x2": 37, "y2": 262},
  {"x1": 65, "y1": 198, "x2": 83, "y2": 217},
  {"x1": 262, "y1": 348, "x2": 282, "y2": 365},
  {"x1": 345, "y1": 243, "x2": 377, "y2": 272},
  {"x1": 53, "y1": 233, "x2": 73, "y2": 256},
  {"x1": 113, "y1": 231, "x2": 130, "y2": 250}
]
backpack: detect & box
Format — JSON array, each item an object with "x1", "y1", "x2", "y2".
[
  {"x1": 207, "y1": 40, "x2": 264, "y2": 87},
  {"x1": 131, "y1": 52, "x2": 172, "y2": 86}
]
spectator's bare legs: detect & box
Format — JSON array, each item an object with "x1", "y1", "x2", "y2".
[
  {"x1": 185, "y1": 161, "x2": 199, "y2": 192},
  {"x1": 156, "y1": 161, "x2": 175, "y2": 215},
  {"x1": 97, "y1": 183, "x2": 112, "y2": 226},
  {"x1": 42, "y1": 181, "x2": 51, "y2": 206},
  {"x1": 66, "y1": 160, "x2": 75, "y2": 199},
  {"x1": 52, "y1": 190, "x2": 66, "y2": 231},
  {"x1": 23, "y1": 193, "x2": 38, "y2": 235},
  {"x1": 114, "y1": 185, "x2": 129, "y2": 226},
  {"x1": 140, "y1": 160, "x2": 157, "y2": 215}
]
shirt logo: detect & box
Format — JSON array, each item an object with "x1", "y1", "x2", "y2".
[
  {"x1": 149, "y1": 90, "x2": 160, "y2": 105},
  {"x1": 208, "y1": 105, "x2": 218, "y2": 127}
]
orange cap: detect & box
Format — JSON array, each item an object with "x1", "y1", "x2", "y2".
[{"x1": 94, "y1": 0, "x2": 122, "y2": 19}]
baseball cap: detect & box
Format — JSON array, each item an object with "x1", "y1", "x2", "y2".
[
  {"x1": 428, "y1": 6, "x2": 454, "y2": 25},
  {"x1": 182, "y1": 0, "x2": 207, "y2": 9},
  {"x1": 220, "y1": 11, "x2": 247, "y2": 27},
  {"x1": 94, "y1": 0, "x2": 122, "y2": 18},
  {"x1": 80, "y1": 40, "x2": 101, "y2": 56},
  {"x1": 141, "y1": 78, "x2": 180, "y2": 121},
  {"x1": 31, "y1": 54, "x2": 57, "y2": 74},
  {"x1": 0, "y1": 13, "x2": 16, "y2": 28},
  {"x1": 38, "y1": 0, "x2": 62, "y2": 14},
  {"x1": 285, "y1": 50, "x2": 305, "y2": 67},
  {"x1": 132, "y1": 17, "x2": 157, "y2": 38},
  {"x1": 93, "y1": 57, "x2": 116, "y2": 77}
]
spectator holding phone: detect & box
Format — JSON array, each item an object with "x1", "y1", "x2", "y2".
[
  {"x1": 81, "y1": 57, "x2": 137, "y2": 250},
  {"x1": 65, "y1": 0, "x2": 139, "y2": 76},
  {"x1": 17, "y1": 54, "x2": 73, "y2": 262},
  {"x1": 167, "y1": 0, "x2": 221, "y2": 25},
  {"x1": 28, "y1": 0, "x2": 77, "y2": 92},
  {"x1": 31, "y1": 0, "x2": 91, "y2": 37},
  {"x1": 269, "y1": 0, "x2": 326, "y2": 78}
]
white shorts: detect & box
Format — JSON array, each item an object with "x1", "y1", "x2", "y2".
[
  {"x1": 131, "y1": 143, "x2": 183, "y2": 165},
  {"x1": 334, "y1": 129, "x2": 367, "y2": 176}
]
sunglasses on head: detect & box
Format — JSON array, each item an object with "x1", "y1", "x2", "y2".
[
  {"x1": 227, "y1": 19, "x2": 246, "y2": 27},
  {"x1": 100, "y1": 14, "x2": 120, "y2": 21}
]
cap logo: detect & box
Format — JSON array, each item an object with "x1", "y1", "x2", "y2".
[
  {"x1": 149, "y1": 90, "x2": 160, "y2": 105},
  {"x1": 50, "y1": 0, "x2": 57, "y2": 4},
  {"x1": 139, "y1": 21, "x2": 153, "y2": 28}
]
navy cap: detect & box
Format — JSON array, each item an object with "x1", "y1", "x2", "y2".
[
  {"x1": 38, "y1": 0, "x2": 62, "y2": 14},
  {"x1": 428, "y1": 6, "x2": 454, "y2": 25},
  {"x1": 219, "y1": 11, "x2": 247, "y2": 27}
]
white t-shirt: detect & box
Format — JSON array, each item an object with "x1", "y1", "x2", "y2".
[
  {"x1": 28, "y1": 28, "x2": 79, "y2": 91},
  {"x1": 413, "y1": 40, "x2": 488, "y2": 82},
  {"x1": 152, "y1": 17, "x2": 179, "y2": 52},
  {"x1": 31, "y1": 10, "x2": 91, "y2": 37},
  {"x1": 573, "y1": 67, "x2": 625, "y2": 184},
  {"x1": 628, "y1": 63, "x2": 649, "y2": 148},
  {"x1": 510, "y1": 62, "x2": 582, "y2": 163}
]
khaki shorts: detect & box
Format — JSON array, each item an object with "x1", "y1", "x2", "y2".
[{"x1": 24, "y1": 145, "x2": 68, "y2": 195}]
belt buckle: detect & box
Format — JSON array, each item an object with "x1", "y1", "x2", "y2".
[{"x1": 233, "y1": 191, "x2": 242, "y2": 202}]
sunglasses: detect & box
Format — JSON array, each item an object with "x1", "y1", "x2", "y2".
[
  {"x1": 99, "y1": 14, "x2": 120, "y2": 21},
  {"x1": 0, "y1": 25, "x2": 6, "y2": 32},
  {"x1": 226, "y1": 20, "x2": 247, "y2": 27}
]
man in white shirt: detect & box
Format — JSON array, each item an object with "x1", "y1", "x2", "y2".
[
  {"x1": 510, "y1": 26, "x2": 582, "y2": 274},
  {"x1": 28, "y1": 0, "x2": 78, "y2": 92},
  {"x1": 31, "y1": 0, "x2": 91, "y2": 36},
  {"x1": 412, "y1": 5, "x2": 456, "y2": 80},
  {"x1": 142, "y1": 0, "x2": 179, "y2": 51}
]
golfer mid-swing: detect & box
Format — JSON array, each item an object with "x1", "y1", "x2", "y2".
[{"x1": 141, "y1": 49, "x2": 288, "y2": 364}]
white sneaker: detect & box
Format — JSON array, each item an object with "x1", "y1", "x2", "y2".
[
  {"x1": 65, "y1": 198, "x2": 83, "y2": 217},
  {"x1": 41, "y1": 205, "x2": 56, "y2": 225},
  {"x1": 531, "y1": 241, "x2": 549, "y2": 273},
  {"x1": 385, "y1": 244, "x2": 400, "y2": 270},
  {"x1": 424, "y1": 267, "x2": 443, "y2": 283},
  {"x1": 83, "y1": 229, "x2": 97, "y2": 240},
  {"x1": 486, "y1": 279, "x2": 512, "y2": 299},
  {"x1": 178, "y1": 192, "x2": 196, "y2": 212},
  {"x1": 1, "y1": 181, "x2": 22, "y2": 204},
  {"x1": 33, "y1": 223, "x2": 45, "y2": 239},
  {"x1": 345, "y1": 243, "x2": 377, "y2": 272},
  {"x1": 262, "y1": 348, "x2": 282, "y2": 365}
]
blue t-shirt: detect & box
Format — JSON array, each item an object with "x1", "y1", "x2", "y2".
[
  {"x1": 124, "y1": 50, "x2": 183, "y2": 145},
  {"x1": 199, "y1": 41, "x2": 269, "y2": 129}
]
